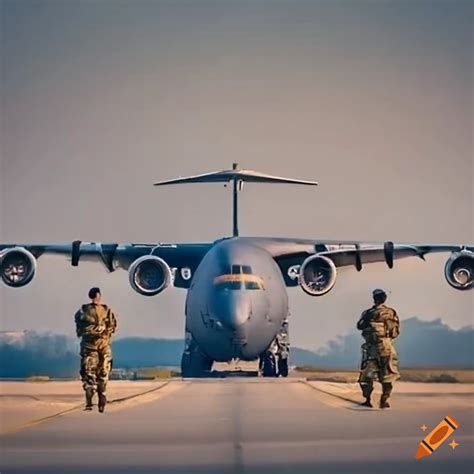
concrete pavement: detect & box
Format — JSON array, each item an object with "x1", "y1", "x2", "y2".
[
  {"x1": 0, "y1": 380, "x2": 171, "y2": 434},
  {"x1": 1, "y1": 379, "x2": 473, "y2": 473}
]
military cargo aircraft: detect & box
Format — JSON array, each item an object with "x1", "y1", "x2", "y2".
[{"x1": 1, "y1": 164, "x2": 472, "y2": 376}]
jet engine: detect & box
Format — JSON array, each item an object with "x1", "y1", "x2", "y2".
[
  {"x1": 0, "y1": 247, "x2": 37, "y2": 288},
  {"x1": 128, "y1": 255, "x2": 172, "y2": 296},
  {"x1": 444, "y1": 251, "x2": 473, "y2": 290},
  {"x1": 299, "y1": 255, "x2": 337, "y2": 296}
]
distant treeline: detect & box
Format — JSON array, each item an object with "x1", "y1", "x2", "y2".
[
  {"x1": 0, "y1": 317, "x2": 472, "y2": 377},
  {"x1": 292, "y1": 317, "x2": 474, "y2": 369},
  {"x1": 0, "y1": 332, "x2": 79, "y2": 378}
]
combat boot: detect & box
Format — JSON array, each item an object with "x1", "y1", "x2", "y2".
[
  {"x1": 380, "y1": 383, "x2": 392, "y2": 409},
  {"x1": 380, "y1": 396, "x2": 390, "y2": 409},
  {"x1": 84, "y1": 387, "x2": 94, "y2": 411},
  {"x1": 98, "y1": 392, "x2": 107, "y2": 413},
  {"x1": 360, "y1": 382, "x2": 373, "y2": 408}
]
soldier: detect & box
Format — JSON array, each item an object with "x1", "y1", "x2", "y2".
[
  {"x1": 275, "y1": 319, "x2": 290, "y2": 377},
  {"x1": 357, "y1": 289, "x2": 400, "y2": 409},
  {"x1": 75, "y1": 287, "x2": 117, "y2": 412}
]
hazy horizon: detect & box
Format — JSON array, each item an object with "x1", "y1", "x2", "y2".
[{"x1": 1, "y1": 315, "x2": 472, "y2": 357}]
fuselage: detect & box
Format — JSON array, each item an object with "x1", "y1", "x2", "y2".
[{"x1": 185, "y1": 238, "x2": 288, "y2": 361}]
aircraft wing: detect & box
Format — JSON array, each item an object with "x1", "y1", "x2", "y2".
[
  {"x1": 1, "y1": 237, "x2": 472, "y2": 294},
  {"x1": 239, "y1": 237, "x2": 474, "y2": 290},
  {"x1": 0, "y1": 241, "x2": 213, "y2": 289}
]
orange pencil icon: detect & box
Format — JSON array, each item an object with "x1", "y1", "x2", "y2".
[{"x1": 416, "y1": 415, "x2": 459, "y2": 459}]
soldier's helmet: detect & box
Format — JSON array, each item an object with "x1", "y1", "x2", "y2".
[{"x1": 372, "y1": 288, "x2": 386, "y2": 298}]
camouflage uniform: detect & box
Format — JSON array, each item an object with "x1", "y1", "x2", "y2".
[
  {"x1": 75, "y1": 304, "x2": 117, "y2": 406},
  {"x1": 357, "y1": 304, "x2": 400, "y2": 407}
]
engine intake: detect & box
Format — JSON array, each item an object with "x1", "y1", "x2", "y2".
[
  {"x1": 0, "y1": 248, "x2": 37, "y2": 288},
  {"x1": 299, "y1": 255, "x2": 337, "y2": 296},
  {"x1": 128, "y1": 255, "x2": 172, "y2": 296},
  {"x1": 444, "y1": 251, "x2": 473, "y2": 291}
]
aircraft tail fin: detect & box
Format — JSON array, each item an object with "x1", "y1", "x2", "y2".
[{"x1": 154, "y1": 163, "x2": 318, "y2": 236}]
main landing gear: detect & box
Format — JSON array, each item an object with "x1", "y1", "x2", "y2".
[
  {"x1": 259, "y1": 348, "x2": 289, "y2": 378},
  {"x1": 181, "y1": 332, "x2": 213, "y2": 378},
  {"x1": 259, "y1": 319, "x2": 290, "y2": 378}
]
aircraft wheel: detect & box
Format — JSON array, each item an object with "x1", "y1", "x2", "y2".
[
  {"x1": 278, "y1": 357, "x2": 289, "y2": 377},
  {"x1": 181, "y1": 342, "x2": 213, "y2": 378},
  {"x1": 261, "y1": 352, "x2": 277, "y2": 377}
]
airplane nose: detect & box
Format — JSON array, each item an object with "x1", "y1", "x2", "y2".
[{"x1": 210, "y1": 291, "x2": 250, "y2": 330}]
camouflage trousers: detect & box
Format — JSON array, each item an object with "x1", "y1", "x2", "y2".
[
  {"x1": 79, "y1": 342, "x2": 113, "y2": 395},
  {"x1": 358, "y1": 339, "x2": 400, "y2": 385}
]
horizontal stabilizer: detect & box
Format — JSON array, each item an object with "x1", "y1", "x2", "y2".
[{"x1": 154, "y1": 167, "x2": 318, "y2": 187}]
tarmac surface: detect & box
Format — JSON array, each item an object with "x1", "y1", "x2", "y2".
[{"x1": 1, "y1": 378, "x2": 473, "y2": 473}]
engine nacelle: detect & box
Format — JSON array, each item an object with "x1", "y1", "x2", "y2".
[
  {"x1": 299, "y1": 255, "x2": 337, "y2": 296},
  {"x1": 0, "y1": 247, "x2": 37, "y2": 288},
  {"x1": 444, "y1": 251, "x2": 473, "y2": 291},
  {"x1": 128, "y1": 255, "x2": 172, "y2": 296}
]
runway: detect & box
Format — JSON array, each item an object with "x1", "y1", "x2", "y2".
[{"x1": 1, "y1": 379, "x2": 473, "y2": 473}]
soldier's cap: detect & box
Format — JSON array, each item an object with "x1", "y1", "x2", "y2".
[
  {"x1": 88, "y1": 287, "x2": 101, "y2": 299},
  {"x1": 372, "y1": 288, "x2": 387, "y2": 298}
]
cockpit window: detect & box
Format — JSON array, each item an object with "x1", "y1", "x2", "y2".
[
  {"x1": 242, "y1": 265, "x2": 252, "y2": 275},
  {"x1": 220, "y1": 264, "x2": 254, "y2": 275},
  {"x1": 231, "y1": 264, "x2": 240, "y2": 274},
  {"x1": 215, "y1": 281, "x2": 242, "y2": 291}
]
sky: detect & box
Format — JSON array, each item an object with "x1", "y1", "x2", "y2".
[{"x1": 0, "y1": 0, "x2": 473, "y2": 350}]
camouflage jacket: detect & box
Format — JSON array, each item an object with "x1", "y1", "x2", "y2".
[
  {"x1": 356, "y1": 304, "x2": 400, "y2": 344},
  {"x1": 75, "y1": 304, "x2": 117, "y2": 345}
]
